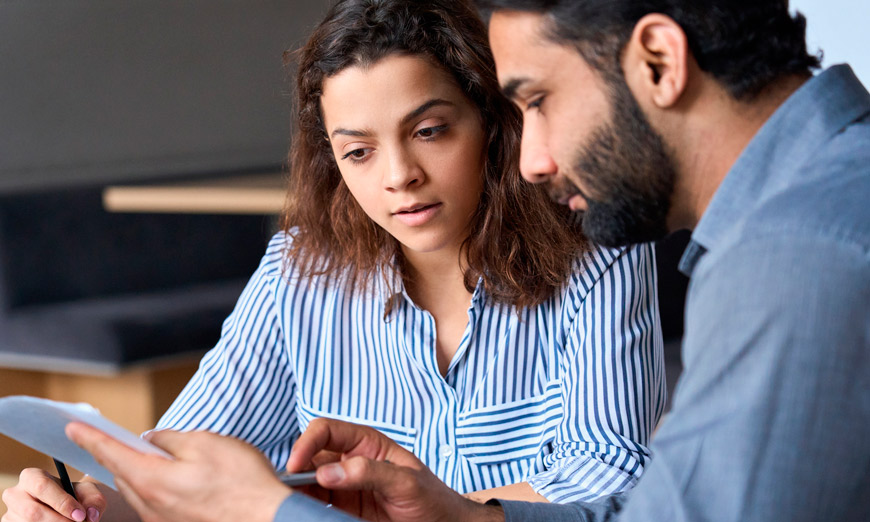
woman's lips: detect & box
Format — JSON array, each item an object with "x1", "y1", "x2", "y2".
[{"x1": 393, "y1": 202, "x2": 442, "y2": 226}]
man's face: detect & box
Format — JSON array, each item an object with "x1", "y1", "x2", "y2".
[{"x1": 489, "y1": 10, "x2": 676, "y2": 247}]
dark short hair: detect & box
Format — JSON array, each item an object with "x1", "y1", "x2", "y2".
[{"x1": 475, "y1": 0, "x2": 821, "y2": 100}]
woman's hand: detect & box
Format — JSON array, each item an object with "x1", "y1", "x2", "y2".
[{"x1": 1, "y1": 468, "x2": 106, "y2": 522}]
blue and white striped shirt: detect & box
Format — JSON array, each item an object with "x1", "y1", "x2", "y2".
[{"x1": 157, "y1": 232, "x2": 665, "y2": 503}]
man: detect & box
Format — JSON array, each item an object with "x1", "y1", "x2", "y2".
[{"x1": 64, "y1": 0, "x2": 869, "y2": 521}]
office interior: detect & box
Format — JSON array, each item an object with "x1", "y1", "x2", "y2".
[{"x1": 0, "y1": 0, "x2": 866, "y2": 512}]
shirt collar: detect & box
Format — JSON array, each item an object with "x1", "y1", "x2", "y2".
[
  {"x1": 679, "y1": 64, "x2": 870, "y2": 276},
  {"x1": 375, "y1": 262, "x2": 487, "y2": 316}
]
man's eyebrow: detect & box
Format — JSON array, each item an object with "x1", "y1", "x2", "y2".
[
  {"x1": 501, "y1": 77, "x2": 528, "y2": 101},
  {"x1": 400, "y1": 99, "x2": 454, "y2": 126}
]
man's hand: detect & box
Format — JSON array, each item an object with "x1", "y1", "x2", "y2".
[
  {"x1": 287, "y1": 418, "x2": 505, "y2": 522},
  {"x1": 65, "y1": 423, "x2": 291, "y2": 522}
]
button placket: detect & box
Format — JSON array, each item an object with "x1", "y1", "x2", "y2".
[{"x1": 439, "y1": 443, "x2": 454, "y2": 460}]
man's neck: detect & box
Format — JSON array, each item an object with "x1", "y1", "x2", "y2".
[{"x1": 666, "y1": 73, "x2": 810, "y2": 231}]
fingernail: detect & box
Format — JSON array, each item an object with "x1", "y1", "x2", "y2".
[
  {"x1": 319, "y1": 463, "x2": 346, "y2": 484},
  {"x1": 71, "y1": 509, "x2": 86, "y2": 522},
  {"x1": 88, "y1": 507, "x2": 101, "y2": 521}
]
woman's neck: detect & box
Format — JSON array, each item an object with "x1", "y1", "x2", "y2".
[
  {"x1": 401, "y1": 244, "x2": 470, "y2": 310},
  {"x1": 401, "y1": 244, "x2": 474, "y2": 377}
]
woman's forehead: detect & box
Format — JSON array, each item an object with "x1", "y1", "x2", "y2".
[{"x1": 320, "y1": 54, "x2": 472, "y2": 131}]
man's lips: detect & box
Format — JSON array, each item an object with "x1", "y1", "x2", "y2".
[
  {"x1": 567, "y1": 194, "x2": 587, "y2": 211},
  {"x1": 547, "y1": 177, "x2": 582, "y2": 206}
]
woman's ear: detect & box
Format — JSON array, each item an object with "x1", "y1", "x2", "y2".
[{"x1": 621, "y1": 14, "x2": 689, "y2": 109}]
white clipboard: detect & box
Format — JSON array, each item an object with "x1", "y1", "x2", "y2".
[{"x1": 0, "y1": 396, "x2": 170, "y2": 489}]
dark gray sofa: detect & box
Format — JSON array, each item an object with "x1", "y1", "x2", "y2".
[{"x1": 0, "y1": 187, "x2": 272, "y2": 374}]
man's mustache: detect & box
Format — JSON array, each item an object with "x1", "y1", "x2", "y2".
[{"x1": 545, "y1": 175, "x2": 585, "y2": 206}]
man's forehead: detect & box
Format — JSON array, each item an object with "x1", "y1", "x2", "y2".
[
  {"x1": 488, "y1": 10, "x2": 549, "y2": 50},
  {"x1": 488, "y1": 11, "x2": 548, "y2": 87},
  {"x1": 488, "y1": 10, "x2": 583, "y2": 96}
]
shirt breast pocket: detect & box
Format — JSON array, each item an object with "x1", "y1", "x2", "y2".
[
  {"x1": 456, "y1": 379, "x2": 563, "y2": 466},
  {"x1": 295, "y1": 399, "x2": 418, "y2": 453}
]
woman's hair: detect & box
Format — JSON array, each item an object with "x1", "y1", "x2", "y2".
[{"x1": 281, "y1": 0, "x2": 587, "y2": 309}]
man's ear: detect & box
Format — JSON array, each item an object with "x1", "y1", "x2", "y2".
[{"x1": 622, "y1": 14, "x2": 688, "y2": 109}]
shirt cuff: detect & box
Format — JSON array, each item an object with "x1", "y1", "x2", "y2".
[
  {"x1": 487, "y1": 494, "x2": 627, "y2": 522},
  {"x1": 273, "y1": 493, "x2": 362, "y2": 522}
]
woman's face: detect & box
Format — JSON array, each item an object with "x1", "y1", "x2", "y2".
[{"x1": 320, "y1": 54, "x2": 486, "y2": 259}]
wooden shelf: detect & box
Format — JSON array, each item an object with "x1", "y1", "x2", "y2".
[{"x1": 103, "y1": 173, "x2": 286, "y2": 215}]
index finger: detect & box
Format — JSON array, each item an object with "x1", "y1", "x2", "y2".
[
  {"x1": 287, "y1": 418, "x2": 418, "y2": 473},
  {"x1": 65, "y1": 422, "x2": 163, "y2": 489},
  {"x1": 15, "y1": 468, "x2": 86, "y2": 522}
]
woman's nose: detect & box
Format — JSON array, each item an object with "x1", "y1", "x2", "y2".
[{"x1": 384, "y1": 148, "x2": 424, "y2": 191}]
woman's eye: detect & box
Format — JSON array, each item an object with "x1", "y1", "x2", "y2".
[
  {"x1": 415, "y1": 125, "x2": 447, "y2": 140},
  {"x1": 341, "y1": 148, "x2": 371, "y2": 163}
]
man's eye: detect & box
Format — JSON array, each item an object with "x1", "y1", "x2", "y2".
[{"x1": 527, "y1": 96, "x2": 544, "y2": 110}]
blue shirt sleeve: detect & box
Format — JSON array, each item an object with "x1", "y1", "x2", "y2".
[
  {"x1": 619, "y1": 231, "x2": 870, "y2": 522},
  {"x1": 527, "y1": 243, "x2": 665, "y2": 502},
  {"x1": 273, "y1": 493, "x2": 363, "y2": 522},
  {"x1": 496, "y1": 494, "x2": 626, "y2": 522},
  {"x1": 501, "y1": 230, "x2": 870, "y2": 521},
  {"x1": 156, "y1": 234, "x2": 301, "y2": 470}
]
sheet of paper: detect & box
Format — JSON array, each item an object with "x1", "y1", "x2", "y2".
[{"x1": 0, "y1": 395, "x2": 171, "y2": 489}]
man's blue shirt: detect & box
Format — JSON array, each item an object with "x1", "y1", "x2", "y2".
[{"x1": 499, "y1": 64, "x2": 870, "y2": 521}]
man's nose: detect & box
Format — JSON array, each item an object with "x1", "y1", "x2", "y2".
[{"x1": 519, "y1": 119, "x2": 558, "y2": 184}]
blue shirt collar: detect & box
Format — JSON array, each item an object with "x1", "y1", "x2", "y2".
[
  {"x1": 679, "y1": 64, "x2": 870, "y2": 276},
  {"x1": 376, "y1": 261, "x2": 487, "y2": 316}
]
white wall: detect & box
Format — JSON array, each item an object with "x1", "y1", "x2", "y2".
[{"x1": 791, "y1": 0, "x2": 870, "y2": 86}]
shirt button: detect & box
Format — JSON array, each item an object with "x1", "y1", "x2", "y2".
[{"x1": 439, "y1": 444, "x2": 454, "y2": 459}]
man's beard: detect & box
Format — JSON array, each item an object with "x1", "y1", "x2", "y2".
[{"x1": 560, "y1": 75, "x2": 677, "y2": 247}]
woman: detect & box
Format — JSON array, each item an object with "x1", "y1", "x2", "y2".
[{"x1": 3, "y1": 0, "x2": 664, "y2": 519}]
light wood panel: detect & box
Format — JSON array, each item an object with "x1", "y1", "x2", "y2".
[
  {"x1": 0, "y1": 360, "x2": 199, "y2": 479},
  {"x1": 103, "y1": 173, "x2": 286, "y2": 214}
]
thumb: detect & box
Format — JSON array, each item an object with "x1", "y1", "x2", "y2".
[
  {"x1": 143, "y1": 429, "x2": 194, "y2": 457},
  {"x1": 317, "y1": 456, "x2": 411, "y2": 495}
]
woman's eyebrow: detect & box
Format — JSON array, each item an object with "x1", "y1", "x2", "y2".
[
  {"x1": 329, "y1": 98, "x2": 454, "y2": 139},
  {"x1": 400, "y1": 98, "x2": 455, "y2": 126},
  {"x1": 331, "y1": 127, "x2": 370, "y2": 139}
]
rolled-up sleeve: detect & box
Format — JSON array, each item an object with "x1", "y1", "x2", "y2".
[{"x1": 527, "y1": 243, "x2": 666, "y2": 503}]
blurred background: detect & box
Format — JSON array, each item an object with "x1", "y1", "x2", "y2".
[
  {"x1": 0, "y1": 0, "x2": 330, "y2": 500},
  {"x1": 0, "y1": 0, "x2": 867, "y2": 511}
]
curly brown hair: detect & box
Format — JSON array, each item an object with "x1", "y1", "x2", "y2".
[{"x1": 280, "y1": 0, "x2": 588, "y2": 310}]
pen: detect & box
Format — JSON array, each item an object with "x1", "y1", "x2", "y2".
[
  {"x1": 53, "y1": 458, "x2": 77, "y2": 500},
  {"x1": 278, "y1": 470, "x2": 319, "y2": 487}
]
